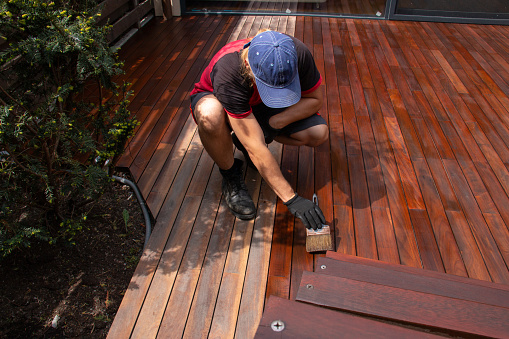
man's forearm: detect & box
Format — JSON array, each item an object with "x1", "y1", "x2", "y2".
[
  {"x1": 249, "y1": 146, "x2": 295, "y2": 203},
  {"x1": 269, "y1": 96, "x2": 321, "y2": 130}
]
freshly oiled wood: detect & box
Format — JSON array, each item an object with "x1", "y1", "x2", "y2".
[
  {"x1": 357, "y1": 107, "x2": 385, "y2": 212},
  {"x1": 117, "y1": 16, "x2": 223, "y2": 171},
  {"x1": 341, "y1": 87, "x2": 361, "y2": 156},
  {"x1": 418, "y1": 59, "x2": 500, "y2": 164},
  {"x1": 422, "y1": 154, "x2": 460, "y2": 211},
  {"x1": 328, "y1": 112, "x2": 354, "y2": 255},
  {"x1": 408, "y1": 67, "x2": 449, "y2": 122},
  {"x1": 412, "y1": 91, "x2": 455, "y2": 160},
  {"x1": 444, "y1": 210, "x2": 491, "y2": 281},
  {"x1": 411, "y1": 159, "x2": 466, "y2": 276},
  {"x1": 340, "y1": 80, "x2": 373, "y2": 258},
  {"x1": 361, "y1": 89, "x2": 420, "y2": 267},
  {"x1": 384, "y1": 116, "x2": 425, "y2": 209},
  {"x1": 326, "y1": 251, "x2": 509, "y2": 291},
  {"x1": 255, "y1": 296, "x2": 440, "y2": 339},
  {"x1": 409, "y1": 114, "x2": 460, "y2": 209},
  {"x1": 348, "y1": 62, "x2": 369, "y2": 117},
  {"x1": 296, "y1": 271, "x2": 509, "y2": 338},
  {"x1": 482, "y1": 211, "x2": 509, "y2": 268},
  {"x1": 348, "y1": 153, "x2": 377, "y2": 260},
  {"x1": 113, "y1": 19, "x2": 187, "y2": 105},
  {"x1": 351, "y1": 32, "x2": 374, "y2": 89},
  {"x1": 443, "y1": 159, "x2": 509, "y2": 284},
  {"x1": 128, "y1": 17, "x2": 229, "y2": 180},
  {"x1": 472, "y1": 153, "x2": 509, "y2": 231},
  {"x1": 461, "y1": 38, "x2": 509, "y2": 106},
  {"x1": 316, "y1": 256, "x2": 509, "y2": 308},
  {"x1": 318, "y1": 17, "x2": 340, "y2": 255},
  {"x1": 387, "y1": 88, "x2": 425, "y2": 161},
  {"x1": 408, "y1": 209, "x2": 444, "y2": 272},
  {"x1": 136, "y1": 16, "x2": 238, "y2": 198},
  {"x1": 437, "y1": 121, "x2": 472, "y2": 165},
  {"x1": 358, "y1": 112, "x2": 399, "y2": 263},
  {"x1": 387, "y1": 22, "x2": 420, "y2": 69},
  {"x1": 359, "y1": 25, "x2": 396, "y2": 119},
  {"x1": 362, "y1": 89, "x2": 400, "y2": 263},
  {"x1": 364, "y1": 22, "x2": 397, "y2": 90},
  {"x1": 476, "y1": 25, "x2": 509, "y2": 64},
  {"x1": 372, "y1": 21, "x2": 398, "y2": 67},
  {"x1": 460, "y1": 92, "x2": 509, "y2": 164},
  {"x1": 332, "y1": 30, "x2": 350, "y2": 88},
  {"x1": 111, "y1": 16, "x2": 509, "y2": 339},
  {"x1": 125, "y1": 17, "x2": 203, "y2": 112},
  {"x1": 309, "y1": 19, "x2": 335, "y2": 259}
]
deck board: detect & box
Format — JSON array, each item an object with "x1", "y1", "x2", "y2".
[{"x1": 109, "y1": 15, "x2": 509, "y2": 338}]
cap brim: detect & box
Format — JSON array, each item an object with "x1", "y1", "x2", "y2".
[{"x1": 255, "y1": 73, "x2": 301, "y2": 108}]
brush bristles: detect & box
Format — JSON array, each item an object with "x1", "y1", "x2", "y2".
[{"x1": 306, "y1": 225, "x2": 334, "y2": 252}]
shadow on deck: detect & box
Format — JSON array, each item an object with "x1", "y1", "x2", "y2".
[{"x1": 108, "y1": 14, "x2": 509, "y2": 338}]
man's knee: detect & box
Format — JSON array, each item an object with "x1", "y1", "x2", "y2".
[
  {"x1": 194, "y1": 96, "x2": 227, "y2": 133},
  {"x1": 305, "y1": 124, "x2": 329, "y2": 147}
]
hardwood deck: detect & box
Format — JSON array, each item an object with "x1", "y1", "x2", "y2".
[{"x1": 108, "y1": 14, "x2": 509, "y2": 338}]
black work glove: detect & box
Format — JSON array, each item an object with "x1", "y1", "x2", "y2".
[{"x1": 284, "y1": 194, "x2": 326, "y2": 230}]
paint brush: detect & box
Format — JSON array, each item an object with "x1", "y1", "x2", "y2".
[{"x1": 306, "y1": 194, "x2": 334, "y2": 253}]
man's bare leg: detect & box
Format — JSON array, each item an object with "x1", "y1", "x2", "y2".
[
  {"x1": 193, "y1": 94, "x2": 256, "y2": 220},
  {"x1": 274, "y1": 124, "x2": 328, "y2": 147},
  {"x1": 193, "y1": 95, "x2": 235, "y2": 170}
]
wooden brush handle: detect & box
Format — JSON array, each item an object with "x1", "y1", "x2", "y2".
[{"x1": 306, "y1": 225, "x2": 330, "y2": 236}]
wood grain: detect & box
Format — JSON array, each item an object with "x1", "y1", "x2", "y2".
[
  {"x1": 109, "y1": 16, "x2": 509, "y2": 338},
  {"x1": 255, "y1": 297, "x2": 440, "y2": 338},
  {"x1": 297, "y1": 270, "x2": 509, "y2": 338}
]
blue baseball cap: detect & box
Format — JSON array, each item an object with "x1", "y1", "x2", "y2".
[{"x1": 245, "y1": 31, "x2": 300, "y2": 108}]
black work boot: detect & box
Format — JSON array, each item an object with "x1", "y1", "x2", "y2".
[
  {"x1": 219, "y1": 159, "x2": 256, "y2": 220},
  {"x1": 231, "y1": 132, "x2": 256, "y2": 169}
]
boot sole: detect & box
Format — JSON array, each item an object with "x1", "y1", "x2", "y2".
[{"x1": 232, "y1": 210, "x2": 257, "y2": 220}]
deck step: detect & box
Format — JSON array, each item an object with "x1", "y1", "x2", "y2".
[
  {"x1": 257, "y1": 252, "x2": 509, "y2": 338},
  {"x1": 255, "y1": 296, "x2": 441, "y2": 338}
]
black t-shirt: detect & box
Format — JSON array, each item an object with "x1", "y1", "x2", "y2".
[{"x1": 191, "y1": 35, "x2": 322, "y2": 119}]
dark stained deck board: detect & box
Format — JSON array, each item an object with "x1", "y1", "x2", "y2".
[
  {"x1": 255, "y1": 296, "x2": 441, "y2": 338},
  {"x1": 296, "y1": 270, "x2": 509, "y2": 338},
  {"x1": 317, "y1": 255, "x2": 509, "y2": 308},
  {"x1": 109, "y1": 15, "x2": 509, "y2": 338}
]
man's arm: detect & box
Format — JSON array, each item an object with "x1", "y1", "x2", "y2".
[
  {"x1": 228, "y1": 114, "x2": 296, "y2": 203},
  {"x1": 229, "y1": 112, "x2": 326, "y2": 229},
  {"x1": 267, "y1": 86, "x2": 324, "y2": 130}
]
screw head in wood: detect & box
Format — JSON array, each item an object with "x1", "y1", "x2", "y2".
[
  {"x1": 271, "y1": 320, "x2": 285, "y2": 332},
  {"x1": 320, "y1": 265, "x2": 327, "y2": 269},
  {"x1": 306, "y1": 284, "x2": 314, "y2": 289}
]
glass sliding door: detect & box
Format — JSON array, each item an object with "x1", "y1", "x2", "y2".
[
  {"x1": 388, "y1": 0, "x2": 509, "y2": 24},
  {"x1": 184, "y1": 0, "x2": 387, "y2": 18}
]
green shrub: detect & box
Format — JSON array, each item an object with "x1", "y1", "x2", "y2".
[{"x1": 0, "y1": 0, "x2": 138, "y2": 257}]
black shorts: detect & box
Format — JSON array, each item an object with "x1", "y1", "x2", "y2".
[{"x1": 190, "y1": 91, "x2": 327, "y2": 138}]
